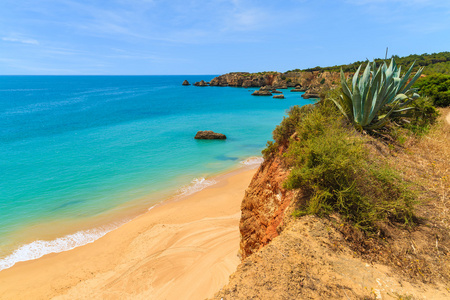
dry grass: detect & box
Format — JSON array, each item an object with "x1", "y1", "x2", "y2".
[{"x1": 392, "y1": 107, "x2": 450, "y2": 230}]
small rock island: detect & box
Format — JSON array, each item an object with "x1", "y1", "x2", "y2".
[{"x1": 194, "y1": 131, "x2": 227, "y2": 140}]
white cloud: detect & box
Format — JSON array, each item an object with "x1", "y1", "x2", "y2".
[{"x1": 2, "y1": 37, "x2": 39, "y2": 45}]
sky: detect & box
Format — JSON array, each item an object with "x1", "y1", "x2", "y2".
[{"x1": 1, "y1": 0, "x2": 449, "y2": 75}]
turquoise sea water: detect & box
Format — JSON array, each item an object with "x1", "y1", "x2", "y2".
[{"x1": 0, "y1": 75, "x2": 311, "y2": 270}]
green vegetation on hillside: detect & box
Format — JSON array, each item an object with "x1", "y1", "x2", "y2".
[
  {"x1": 286, "y1": 51, "x2": 450, "y2": 75},
  {"x1": 284, "y1": 100, "x2": 415, "y2": 232},
  {"x1": 414, "y1": 74, "x2": 450, "y2": 107},
  {"x1": 263, "y1": 86, "x2": 439, "y2": 233}
]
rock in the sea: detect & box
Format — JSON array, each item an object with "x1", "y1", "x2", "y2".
[
  {"x1": 260, "y1": 85, "x2": 272, "y2": 91},
  {"x1": 291, "y1": 88, "x2": 306, "y2": 92},
  {"x1": 301, "y1": 93, "x2": 320, "y2": 99},
  {"x1": 182, "y1": 80, "x2": 190, "y2": 86},
  {"x1": 194, "y1": 130, "x2": 227, "y2": 140},
  {"x1": 194, "y1": 80, "x2": 208, "y2": 86},
  {"x1": 273, "y1": 94, "x2": 285, "y2": 99},
  {"x1": 271, "y1": 89, "x2": 282, "y2": 94},
  {"x1": 252, "y1": 90, "x2": 272, "y2": 96}
]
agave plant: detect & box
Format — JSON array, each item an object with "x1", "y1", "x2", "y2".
[{"x1": 332, "y1": 58, "x2": 423, "y2": 130}]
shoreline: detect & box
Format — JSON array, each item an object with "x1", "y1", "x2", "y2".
[
  {"x1": 0, "y1": 156, "x2": 262, "y2": 272},
  {"x1": 0, "y1": 163, "x2": 258, "y2": 299}
]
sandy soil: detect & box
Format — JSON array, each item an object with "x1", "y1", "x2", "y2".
[
  {"x1": 0, "y1": 167, "x2": 257, "y2": 300},
  {"x1": 213, "y1": 215, "x2": 450, "y2": 300}
]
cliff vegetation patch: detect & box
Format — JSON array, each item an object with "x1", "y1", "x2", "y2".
[{"x1": 277, "y1": 99, "x2": 415, "y2": 233}]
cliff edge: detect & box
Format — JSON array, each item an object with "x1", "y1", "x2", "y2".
[{"x1": 212, "y1": 107, "x2": 450, "y2": 299}]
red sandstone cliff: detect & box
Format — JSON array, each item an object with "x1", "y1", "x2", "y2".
[{"x1": 239, "y1": 154, "x2": 300, "y2": 259}]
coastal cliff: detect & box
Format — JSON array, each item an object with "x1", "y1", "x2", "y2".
[
  {"x1": 209, "y1": 71, "x2": 346, "y2": 98},
  {"x1": 239, "y1": 154, "x2": 296, "y2": 259},
  {"x1": 213, "y1": 106, "x2": 450, "y2": 299}
]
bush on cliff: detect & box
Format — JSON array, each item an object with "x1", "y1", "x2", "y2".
[
  {"x1": 267, "y1": 98, "x2": 416, "y2": 233},
  {"x1": 414, "y1": 74, "x2": 450, "y2": 107}
]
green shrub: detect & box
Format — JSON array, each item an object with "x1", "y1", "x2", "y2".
[
  {"x1": 283, "y1": 99, "x2": 415, "y2": 232},
  {"x1": 399, "y1": 97, "x2": 439, "y2": 135},
  {"x1": 272, "y1": 105, "x2": 314, "y2": 144},
  {"x1": 414, "y1": 74, "x2": 450, "y2": 107},
  {"x1": 320, "y1": 78, "x2": 326, "y2": 84},
  {"x1": 262, "y1": 141, "x2": 278, "y2": 159}
]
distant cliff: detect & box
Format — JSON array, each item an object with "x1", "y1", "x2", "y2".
[{"x1": 208, "y1": 70, "x2": 347, "y2": 99}]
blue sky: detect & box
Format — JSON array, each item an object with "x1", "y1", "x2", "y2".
[{"x1": 1, "y1": 0, "x2": 449, "y2": 75}]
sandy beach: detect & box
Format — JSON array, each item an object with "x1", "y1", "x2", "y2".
[{"x1": 0, "y1": 167, "x2": 257, "y2": 299}]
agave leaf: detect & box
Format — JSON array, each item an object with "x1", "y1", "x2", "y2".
[
  {"x1": 352, "y1": 64, "x2": 362, "y2": 90},
  {"x1": 391, "y1": 93, "x2": 409, "y2": 103},
  {"x1": 365, "y1": 102, "x2": 401, "y2": 130},
  {"x1": 361, "y1": 84, "x2": 375, "y2": 126},
  {"x1": 359, "y1": 62, "x2": 371, "y2": 97},
  {"x1": 400, "y1": 67, "x2": 423, "y2": 94},
  {"x1": 352, "y1": 82, "x2": 362, "y2": 123},
  {"x1": 397, "y1": 62, "x2": 415, "y2": 92},
  {"x1": 331, "y1": 96, "x2": 352, "y2": 122},
  {"x1": 393, "y1": 106, "x2": 415, "y2": 113},
  {"x1": 340, "y1": 69, "x2": 352, "y2": 100}
]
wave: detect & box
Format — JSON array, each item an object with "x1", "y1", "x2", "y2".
[
  {"x1": 0, "y1": 223, "x2": 125, "y2": 272},
  {"x1": 2, "y1": 97, "x2": 86, "y2": 116},
  {"x1": 240, "y1": 156, "x2": 264, "y2": 166},
  {"x1": 0, "y1": 165, "x2": 256, "y2": 272},
  {"x1": 177, "y1": 177, "x2": 217, "y2": 197}
]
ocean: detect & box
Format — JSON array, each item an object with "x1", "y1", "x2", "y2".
[{"x1": 0, "y1": 75, "x2": 311, "y2": 271}]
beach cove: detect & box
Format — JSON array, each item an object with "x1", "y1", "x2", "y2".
[
  {"x1": 0, "y1": 75, "x2": 312, "y2": 298},
  {"x1": 0, "y1": 75, "x2": 311, "y2": 269},
  {"x1": 0, "y1": 166, "x2": 257, "y2": 299}
]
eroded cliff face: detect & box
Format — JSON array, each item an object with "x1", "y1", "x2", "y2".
[{"x1": 239, "y1": 154, "x2": 299, "y2": 260}]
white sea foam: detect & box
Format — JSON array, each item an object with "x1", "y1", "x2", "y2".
[
  {"x1": 240, "y1": 156, "x2": 264, "y2": 166},
  {"x1": 178, "y1": 177, "x2": 217, "y2": 197},
  {"x1": 0, "y1": 225, "x2": 120, "y2": 272}
]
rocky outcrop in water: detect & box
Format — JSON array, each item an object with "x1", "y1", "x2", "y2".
[
  {"x1": 194, "y1": 80, "x2": 208, "y2": 86},
  {"x1": 273, "y1": 94, "x2": 285, "y2": 99},
  {"x1": 182, "y1": 80, "x2": 190, "y2": 86},
  {"x1": 194, "y1": 130, "x2": 226, "y2": 139},
  {"x1": 302, "y1": 88, "x2": 321, "y2": 99},
  {"x1": 251, "y1": 90, "x2": 272, "y2": 96}
]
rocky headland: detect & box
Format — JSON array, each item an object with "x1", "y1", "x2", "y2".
[{"x1": 203, "y1": 70, "x2": 348, "y2": 99}]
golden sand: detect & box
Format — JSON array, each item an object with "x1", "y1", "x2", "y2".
[{"x1": 0, "y1": 167, "x2": 257, "y2": 299}]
